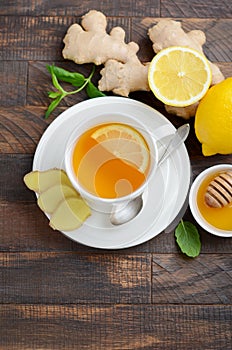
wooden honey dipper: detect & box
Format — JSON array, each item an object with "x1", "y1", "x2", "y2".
[{"x1": 205, "y1": 171, "x2": 232, "y2": 208}]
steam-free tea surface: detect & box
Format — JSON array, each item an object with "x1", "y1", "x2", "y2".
[{"x1": 72, "y1": 123, "x2": 150, "y2": 198}]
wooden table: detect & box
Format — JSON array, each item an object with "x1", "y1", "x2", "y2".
[{"x1": 1, "y1": 1, "x2": 232, "y2": 349}]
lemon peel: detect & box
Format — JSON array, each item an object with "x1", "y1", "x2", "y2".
[{"x1": 195, "y1": 77, "x2": 232, "y2": 156}]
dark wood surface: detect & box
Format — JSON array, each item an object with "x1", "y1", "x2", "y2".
[{"x1": 0, "y1": 1, "x2": 232, "y2": 349}]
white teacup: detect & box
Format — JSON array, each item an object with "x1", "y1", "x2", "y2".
[{"x1": 65, "y1": 113, "x2": 158, "y2": 213}]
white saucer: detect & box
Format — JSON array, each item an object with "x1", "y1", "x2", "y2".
[{"x1": 33, "y1": 97, "x2": 191, "y2": 249}]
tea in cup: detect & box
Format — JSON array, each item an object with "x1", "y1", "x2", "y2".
[{"x1": 65, "y1": 113, "x2": 158, "y2": 213}]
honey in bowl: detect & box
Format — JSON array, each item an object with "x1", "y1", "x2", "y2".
[
  {"x1": 72, "y1": 123, "x2": 150, "y2": 199},
  {"x1": 197, "y1": 171, "x2": 232, "y2": 231}
]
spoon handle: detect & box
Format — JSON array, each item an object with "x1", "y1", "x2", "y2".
[{"x1": 158, "y1": 123, "x2": 190, "y2": 166}]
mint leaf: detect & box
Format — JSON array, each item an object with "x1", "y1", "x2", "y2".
[
  {"x1": 86, "y1": 81, "x2": 106, "y2": 98},
  {"x1": 47, "y1": 91, "x2": 61, "y2": 99},
  {"x1": 175, "y1": 220, "x2": 201, "y2": 257},
  {"x1": 49, "y1": 65, "x2": 85, "y2": 87},
  {"x1": 45, "y1": 64, "x2": 106, "y2": 118},
  {"x1": 45, "y1": 95, "x2": 63, "y2": 119},
  {"x1": 47, "y1": 65, "x2": 65, "y2": 92}
]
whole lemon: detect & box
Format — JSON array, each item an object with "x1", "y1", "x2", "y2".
[{"x1": 195, "y1": 77, "x2": 232, "y2": 156}]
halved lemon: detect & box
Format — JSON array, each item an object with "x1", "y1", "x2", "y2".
[
  {"x1": 91, "y1": 123, "x2": 150, "y2": 173},
  {"x1": 148, "y1": 46, "x2": 212, "y2": 107}
]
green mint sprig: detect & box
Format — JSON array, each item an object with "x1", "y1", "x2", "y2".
[
  {"x1": 45, "y1": 65, "x2": 106, "y2": 119},
  {"x1": 175, "y1": 220, "x2": 201, "y2": 258}
]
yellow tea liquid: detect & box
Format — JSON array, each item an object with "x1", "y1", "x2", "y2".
[
  {"x1": 72, "y1": 123, "x2": 150, "y2": 199},
  {"x1": 197, "y1": 172, "x2": 232, "y2": 231}
]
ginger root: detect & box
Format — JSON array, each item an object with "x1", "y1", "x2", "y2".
[
  {"x1": 63, "y1": 10, "x2": 139, "y2": 65},
  {"x1": 63, "y1": 10, "x2": 149, "y2": 97},
  {"x1": 98, "y1": 57, "x2": 150, "y2": 96},
  {"x1": 62, "y1": 10, "x2": 225, "y2": 119}
]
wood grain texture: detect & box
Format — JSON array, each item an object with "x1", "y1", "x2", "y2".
[
  {"x1": 0, "y1": 0, "x2": 160, "y2": 17},
  {"x1": 0, "y1": 62, "x2": 27, "y2": 106},
  {"x1": 1, "y1": 202, "x2": 232, "y2": 253},
  {"x1": 0, "y1": 304, "x2": 231, "y2": 350},
  {"x1": 132, "y1": 18, "x2": 232, "y2": 63},
  {"x1": 1, "y1": 252, "x2": 231, "y2": 305},
  {"x1": 0, "y1": 108, "x2": 60, "y2": 154},
  {"x1": 152, "y1": 254, "x2": 232, "y2": 304},
  {"x1": 0, "y1": 252, "x2": 151, "y2": 304},
  {"x1": 0, "y1": 16, "x2": 76, "y2": 61},
  {"x1": 161, "y1": 0, "x2": 232, "y2": 18},
  {"x1": 0, "y1": 198, "x2": 151, "y2": 253},
  {"x1": 0, "y1": 155, "x2": 34, "y2": 201}
]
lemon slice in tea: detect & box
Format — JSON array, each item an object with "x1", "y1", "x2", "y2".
[
  {"x1": 91, "y1": 123, "x2": 150, "y2": 173},
  {"x1": 148, "y1": 46, "x2": 212, "y2": 107}
]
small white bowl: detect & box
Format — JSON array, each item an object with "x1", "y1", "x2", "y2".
[{"x1": 189, "y1": 164, "x2": 232, "y2": 238}]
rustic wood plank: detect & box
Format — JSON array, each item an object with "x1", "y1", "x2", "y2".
[
  {"x1": 0, "y1": 61, "x2": 27, "y2": 106},
  {"x1": 1, "y1": 201, "x2": 232, "y2": 253},
  {"x1": 0, "y1": 16, "x2": 76, "y2": 61},
  {"x1": 132, "y1": 18, "x2": 232, "y2": 63},
  {"x1": 0, "y1": 201, "x2": 152, "y2": 253},
  {"x1": 0, "y1": 252, "x2": 151, "y2": 304},
  {"x1": 0, "y1": 202, "x2": 86, "y2": 252},
  {"x1": 0, "y1": 16, "x2": 131, "y2": 61},
  {"x1": 1, "y1": 252, "x2": 231, "y2": 304},
  {"x1": 161, "y1": 0, "x2": 232, "y2": 18},
  {"x1": 0, "y1": 107, "x2": 60, "y2": 154},
  {"x1": 152, "y1": 254, "x2": 232, "y2": 304},
  {"x1": 0, "y1": 0, "x2": 160, "y2": 17},
  {"x1": 0, "y1": 304, "x2": 231, "y2": 349},
  {"x1": 0, "y1": 155, "x2": 34, "y2": 202},
  {"x1": 216, "y1": 62, "x2": 232, "y2": 78}
]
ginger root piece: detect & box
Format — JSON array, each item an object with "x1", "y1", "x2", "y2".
[
  {"x1": 24, "y1": 169, "x2": 91, "y2": 231},
  {"x1": 165, "y1": 102, "x2": 200, "y2": 119},
  {"x1": 37, "y1": 184, "x2": 79, "y2": 214},
  {"x1": 24, "y1": 169, "x2": 72, "y2": 193},
  {"x1": 63, "y1": 10, "x2": 139, "y2": 65},
  {"x1": 99, "y1": 57, "x2": 150, "y2": 96},
  {"x1": 49, "y1": 197, "x2": 91, "y2": 231}
]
